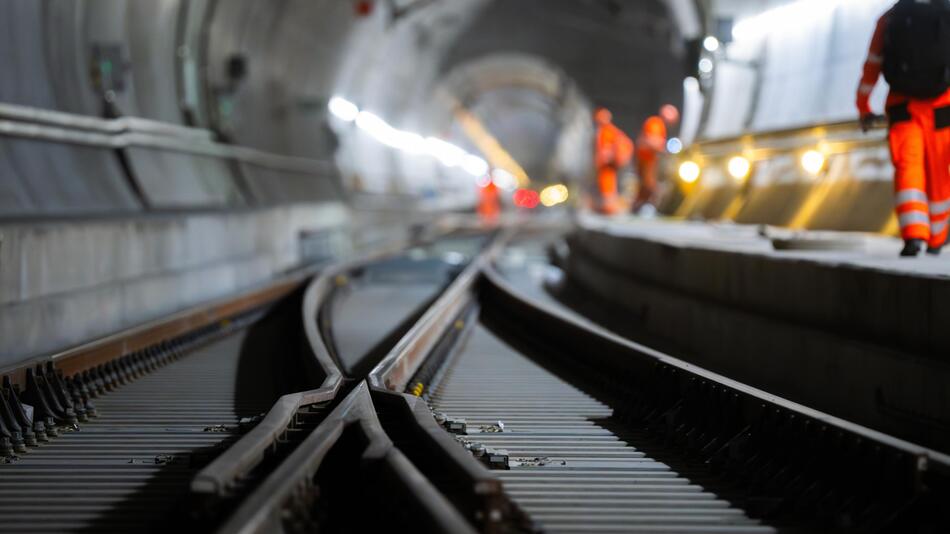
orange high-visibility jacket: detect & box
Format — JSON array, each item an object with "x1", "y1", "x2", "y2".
[
  {"x1": 857, "y1": 9, "x2": 907, "y2": 115},
  {"x1": 637, "y1": 116, "x2": 667, "y2": 162},
  {"x1": 596, "y1": 122, "x2": 634, "y2": 169}
]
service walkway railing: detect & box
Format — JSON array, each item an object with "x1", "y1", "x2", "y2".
[{"x1": 667, "y1": 117, "x2": 895, "y2": 234}]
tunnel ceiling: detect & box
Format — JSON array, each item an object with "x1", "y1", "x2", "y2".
[{"x1": 439, "y1": 0, "x2": 690, "y2": 133}]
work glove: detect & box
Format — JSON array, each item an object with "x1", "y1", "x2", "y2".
[{"x1": 860, "y1": 113, "x2": 879, "y2": 133}]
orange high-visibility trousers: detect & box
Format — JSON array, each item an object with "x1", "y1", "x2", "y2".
[
  {"x1": 595, "y1": 119, "x2": 633, "y2": 215},
  {"x1": 889, "y1": 89, "x2": 950, "y2": 248},
  {"x1": 635, "y1": 149, "x2": 659, "y2": 208},
  {"x1": 597, "y1": 166, "x2": 620, "y2": 214}
]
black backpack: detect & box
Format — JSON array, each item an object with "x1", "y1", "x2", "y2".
[{"x1": 883, "y1": 0, "x2": 950, "y2": 99}]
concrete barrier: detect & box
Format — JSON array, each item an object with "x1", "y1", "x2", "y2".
[
  {"x1": 0, "y1": 203, "x2": 348, "y2": 366},
  {"x1": 566, "y1": 217, "x2": 950, "y2": 452}
]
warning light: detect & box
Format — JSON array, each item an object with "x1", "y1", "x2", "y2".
[
  {"x1": 355, "y1": 1, "x2": 373, "y2": 16},
  {"x1": 513, "y1": 189, "x2": 540, "y2": 209},
  {"x1": 660, "y1": 104, "x2": 680, "y2": 125}
]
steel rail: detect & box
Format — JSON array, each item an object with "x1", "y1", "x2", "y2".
[
  {"x1": 364, "y1": 226, "x2": 950, "y2": 531},
  {"x1": 481, "y1": 263, "x2": 950, "y2": 474},
  {"x1": 369, "y1": 229, "x2": 509, "y2": 392},
  {"x1": 0, "y1": 266, "x2": 317, "y2": 388},
  {"x1": 188, "y1": 265, "x2": 344, "y2": 496},
  {"x1": 216, "y1": 382, "x2": 476, "y2": 534},
  {"x1": 0, "y1": 274, "x2": 311, "y2": 532},
  {"x1": 191, "y1": 224, "x2": 481, "y2": 498},
  {"x1": 365, "y1": 228, "x2": 536, "y2": 534},
  {"x1": 475, "y1": 260, "x2": 950, "y2": 531}
]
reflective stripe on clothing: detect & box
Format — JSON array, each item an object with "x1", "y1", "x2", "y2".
[
  {"x1": 933, "y1": 220, "x2": 949, "y2": 235},
  {"x1": 896, "y1": 189, "x2": 928, "y2": 205},
  {"x1": 930, "y1": 198, "x2": 950, "y2": 215},
  {"x1": 899, "y1": 211, "x2": 930, "y2": 227}
]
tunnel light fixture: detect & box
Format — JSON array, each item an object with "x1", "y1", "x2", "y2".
[
  {"x1": 727, "y1": 156, "x2": 752, "y2": 181},
  {"x1": 356, "y1": 111, "x2": 387, "y2": 135},
  {"x1": 426, "y1": 137, "x2": 467, "y2": 167},
  {"x1": 334, "y1": 101, "x2": 492, "y2": 177},
  {"x1": 540, "y1": 184, "x2": 570, "y2": 207},
  {"x1": 679, "y1": 161, "x2": 701, "y2": 184},
  {"x1": 462, "y1": 155, "x2": 489, "y2": 177},
  {"x1": 328, "y1": 96, "x2": 359, "y2": 122},
  {"x1": 667, "y1": 138, "x2": 684, "y2": 155},
  {"x1": 698, "y1": 58, "x2": 714, "y2": 75},
  {"x1": 356, "y1": 111, "x2": 423, "y2": 154},
  {"x1": 394, "y1": 131, "x2": 427, "y2": 154},
  {"x1": 703, "y1": 36, "x2": 720, "y2": 53},
  {"x1": 801, "y1": 150, "x2": 826, "y2": 176},
  {"x1": 491, "y1": 169, "x2": 518, "y2": 191}
]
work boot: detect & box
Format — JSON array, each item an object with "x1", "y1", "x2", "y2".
[
  {"x1": 900, "y1": 239, "x2": 925, "y2": 257},
  {"x1": 928, "y1": 244, "x2": 944, "y2": 256}
]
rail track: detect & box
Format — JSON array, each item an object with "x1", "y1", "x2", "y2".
[
  {"x1": 2, "y1": 225, "x2": 949, "y2": 533},
  {"x1": 0, "y1": 277, "x2": 308, "y2": 533},
  {"x1": 367, "y1": 229, "x2": 950, "y2": 533}
]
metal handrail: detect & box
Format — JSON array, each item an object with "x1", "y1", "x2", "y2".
[
  {"x1": 0, "y1": 102, "x2": 335, "y2": 175},
  {"x1": 689, "y1": 117, "x2": 888, "y2": 160},
  {"x1": 0, "y1": 102, "x2": 213, "y2": 140}
]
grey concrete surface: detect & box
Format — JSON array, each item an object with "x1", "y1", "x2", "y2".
[
  {"x1": 575, "y1": 213, "x2": 950, "y2": 356},
  {"x1": 566, "y1": 214, "x2": 950, "y2": 451},
  {"x1": 0, "y1": 202, "x2": 348, "y2": 367}
]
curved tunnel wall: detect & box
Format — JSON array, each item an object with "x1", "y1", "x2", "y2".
[
  {"x1": 428, "y1": 53, "x2": 595, "y2": 190},
  {"x1": 704, "y1": 0, "x2": 893, "y2": 137},
  {"x1": 670, "y1": 0, "x2": 898, "y2": 235},
  {"x1": 0, "y1": 0, "x2": 358, "y2": 217}
]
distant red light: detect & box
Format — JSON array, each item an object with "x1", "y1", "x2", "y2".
[
  {"x1": 355, "y1": 0, "x2": 373, "y2": 16},
  {"x1": 660, "y1": 104, "x2": 680, "y2": 125},
  {"x1": 513, "y1": 189, "x2": 540, "y2": 209}
]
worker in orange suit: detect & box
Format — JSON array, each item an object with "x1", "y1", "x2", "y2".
[
  {"x1": 477, "y1": 177, "x2": 501, "y2": 222},
  {"x1": 859, "y1": 1, "x2": 950, "y2": 257},
  {"x1": 634, "y1": 115, "x2": 668, "y2": 214},
  {"x1": 594, "y1": 107, "x2": 634, "y2": 215}
]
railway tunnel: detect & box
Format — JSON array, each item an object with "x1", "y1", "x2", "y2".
[{"x1": 2, "y1": 0, "x2": 950, "y2": 532}]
